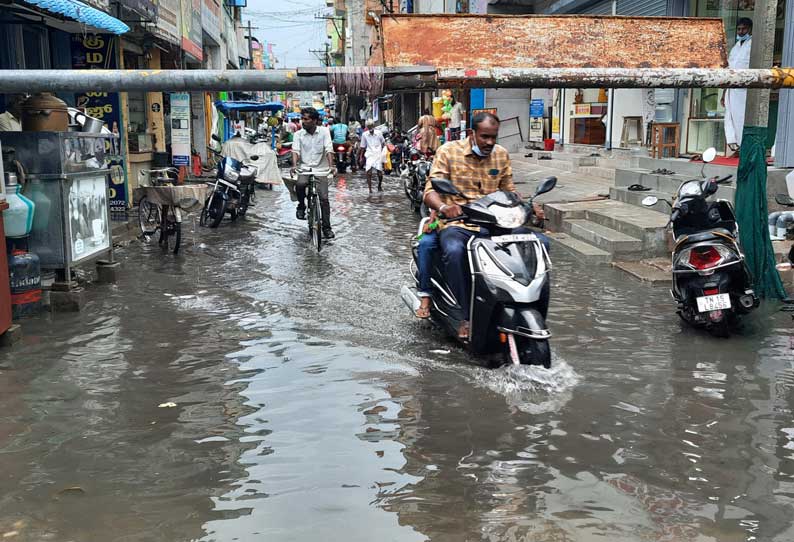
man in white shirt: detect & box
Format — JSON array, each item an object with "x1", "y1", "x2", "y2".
[
  {"x1": 359, "y1": 120, "x2": 386, "y2": 193},
  {"x1": 447, "y1": 97, "x2": 465, "y2": 141},
  {"x1": 0, "y1": 94, "x2": 26, "y2": 131},
  {"x1": 722, "y1": 18, "x2": 752, "y2": 156},
  {"x1": 292, "y1": 107, "x2": 336, "y2": 238}
]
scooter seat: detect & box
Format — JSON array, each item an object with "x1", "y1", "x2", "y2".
[{"x1": 676, "y1": 227, "x2": 735, "y2": 246}]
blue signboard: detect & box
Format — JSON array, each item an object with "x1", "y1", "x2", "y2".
[
  {"x1": 71, "y1": 34, "x2": 128, "y2": 213},
  {"x1": 530, "y1": 99, "x2": 545, "y2": 118}
]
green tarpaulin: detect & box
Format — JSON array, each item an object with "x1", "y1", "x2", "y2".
[{"x1": 735, "y1": 125, "x2": 787, "y2": 300}]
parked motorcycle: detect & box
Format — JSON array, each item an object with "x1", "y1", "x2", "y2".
[
  {"x1": 401, "y1": 177, "x2": 557, "y2": 368},
  {"x1": 641, "y1": 147, "x2": 758, "y2": 336},
  {"x1": 201, "y1": 155, "x2": 259, "y2": 227}
]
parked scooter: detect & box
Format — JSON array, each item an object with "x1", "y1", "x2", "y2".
[
  {"x1": 641, "y1": 147, "x2": 758, "y2": 336},
  {"x1": 201, "y1": 154, "x2": 259, "y2": 227},
  {"x1": 401, "y1": 177, "x2": 557, "y2": 368},
  {"x1": 774, "y1": 192, "x2": 794, "y2": 267}
]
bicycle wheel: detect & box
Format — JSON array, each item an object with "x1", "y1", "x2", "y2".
[
  {"x1": 159, "y1": 207, "x2": 182, "y2": 254},
  {"x1": 138, "y1": 196, "x2": 161, "y2": 235},
  {"x1": 309, "y1": 194, "x2": 322, "y2": 252}
]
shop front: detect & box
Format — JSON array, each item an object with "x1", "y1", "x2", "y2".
[{"x1": 683, "y1": 0, "x2": 787, "y2": 156}]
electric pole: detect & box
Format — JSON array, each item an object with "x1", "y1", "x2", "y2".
[
  {"x1": 744, "y1": 0, "x2": 778, "y2": 126},
  {"x1": 246, "y1": 21, "x2": 260, "y2": 70}
]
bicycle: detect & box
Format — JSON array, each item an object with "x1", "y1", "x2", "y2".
[
  {"x1": 295, "y1": 167, "x2": 328, "y2": 253},
  {"x1": 138, "y1": 168, "x2": 194, "y2": 255}
]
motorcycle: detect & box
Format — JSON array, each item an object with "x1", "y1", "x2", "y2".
[
  {"x1": 400, "y1": 176, "x2": 558, "y2": 368},
  {"x1": 641, "y1": 147, "x2": 758, "y2": 336},
  {"x1": 401, "y1": 146, "x2": 433, "y2": 214},
  {"x1": 334, "y1": 141, "x2": 352, "y2": 174},
  {"x1": 200, "y1": 155, "x2": 259, "y2": 227}
]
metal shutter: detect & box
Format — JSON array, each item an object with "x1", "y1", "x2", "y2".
[
  {"x1": 618, "y1": 0, "x2": 667, "y2": 16},
  {"x1": 581, "y1": 0, "x2": 613, "y2": 14}
]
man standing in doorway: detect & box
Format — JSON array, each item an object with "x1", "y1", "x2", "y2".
[
  {"x1": 447, "y1": 96, "x2": 465, "y2": 141},
  {"x1": 0, "y1": 94, "x2": 25, "y2": 131},
  {"x1": 292, "y1": 106, "x2": 336, "y2": 239},
  {"x1": 359, "y1": 120, "x2": 386, "y2": 193},
  {"x1": 722, "y1": 18, "x2": 752, "y2": 158}
]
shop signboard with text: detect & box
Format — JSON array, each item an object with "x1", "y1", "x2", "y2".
[
  {"x1": 154, "y1": 0, "x2": 180, "y2": 44},
  {"x1": 201, "y1": 0, "x2": 221, "y2": 45},
  {"x1": 70, "y1": 34, "x2": 128, "y2": 212},
  {"x1": 170, "y1": 93, "x2": 191, "y2": 166},
  {"x1": 180, "y1": 0, "x2": 203, "y2": 61}
]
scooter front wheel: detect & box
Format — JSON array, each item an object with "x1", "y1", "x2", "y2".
[{"x1": 503, "y1": 336, "x2": 551, "y2": 369}]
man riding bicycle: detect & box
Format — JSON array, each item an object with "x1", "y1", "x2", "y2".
[{"x1": 292, "y1": 107, "x2": 336, "y2": 239}]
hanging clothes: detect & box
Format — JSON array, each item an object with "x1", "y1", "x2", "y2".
[{"x1": 724, "y1": 37, "x2": 752, "y2": 147}]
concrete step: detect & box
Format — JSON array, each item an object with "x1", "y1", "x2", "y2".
[
  {"x1": 596, "y1": 157, "x2": 637, "y2": 170},
  {"x1": 637, "y1": 156, "x2": 737, "y2": 178},
  {"x1": 566, "y1": 219, "x2": 643, "y2": 255},
  {"x1": 531, "y1": 157, "x2": 577, "y2": 171},
  {"x1": 615, "y1": 169, "x2": 738, "y2": 202},
  {"x1": 609, "y1": 186, "x2": 670, "y2": 209},
  {"x1": 548, "y1": 232, "x2": 612, "y2": 264},
  {"x1": 578, "y1": 166, "x2": 616, "y2": 181},
  {"x1": 612, "y1": 260, "x2": 673, "y2": 287}
]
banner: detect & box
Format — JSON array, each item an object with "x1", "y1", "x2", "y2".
[
  {"x1": 170, "y1": 93, "x2": 191, "y2": 166},
  {"x1": 201, "y1": 0, "x2": 221, "y2": 45},
  {"x1": 180, "y1": 0, "x2": 203, "y2": 61},
  {"x1": 154, "y1": 0, "x2": 180, "y2": 44},
  {"x1": 71, "y1": 34, "x2": 128, "y2": 213}
]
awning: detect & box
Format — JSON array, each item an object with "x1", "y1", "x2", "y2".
[
  {"x1": 21, "y1": 0, "x2": 130, "y2": 34},
  {"x1": 214, "y1": 101, "x2": 285, "y2": 114}
]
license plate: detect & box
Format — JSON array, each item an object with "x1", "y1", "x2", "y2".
[
  {"x1": 696, "y1": 293, "x2": 731, "y2": 312},
  {"x1": 492, "y1": 233, "x2": 537, "y2": 244}
]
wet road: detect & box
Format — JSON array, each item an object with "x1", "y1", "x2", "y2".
[{"x1": 1, "y1": 172, "x2": 794, "y2": 541}]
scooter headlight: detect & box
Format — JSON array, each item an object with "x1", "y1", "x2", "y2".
[
  {"x1": 679, "y1": 181, "x2": 703, "y2": 197},
  {"x1": 476, "y1": 245, "x2": 513, "y2": 279},
  {"x1": 490, "y1": 205, "x2": 529, "y2": 229}
]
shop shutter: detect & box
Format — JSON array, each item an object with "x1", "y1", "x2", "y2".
[
  {"x1": 618, "y1": 0, "x2": 667, "y2": 16},
  {"x1": 581, "y1": 0, "x2": 613, "y2": 14}
]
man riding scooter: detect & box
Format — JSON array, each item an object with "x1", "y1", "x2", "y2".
[{"x1": 422, "y1": 112, "x2": 548, "y2": 340}]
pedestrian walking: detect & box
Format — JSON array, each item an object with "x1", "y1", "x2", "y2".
[{"x1": 359, "y1": 120, "x2": 386, "y2": 193}]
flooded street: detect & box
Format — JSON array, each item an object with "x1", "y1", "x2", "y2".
[{"x1": 1, "y1": 172, "x2": 794, "y2": 542}]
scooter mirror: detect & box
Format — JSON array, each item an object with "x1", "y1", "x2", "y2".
[
  {"x1": 249, "y1": 155, "x2": 259, "y2": 161},
  {"x1": 641, "y1": 196, "x2": 659, "y2": 207},
  {"x1": 702, "y1": 147, "x2": 717, "y2": 163},
  {"x1": 211, "y1": 134, "x2": 221, "y2": 142},
  {"x1": 431, "y1": 179, "x2": 463, "y2": 196},
  {"x1": 535, "y1": 176, "x2": 557, "y2": 197}
]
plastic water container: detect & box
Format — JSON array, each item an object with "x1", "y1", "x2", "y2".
[
  {"x1": 8, "y1": 248, "x2": 41, "y2": 318},
  {"x1": 2, "y1": 174, "x2": 35, "y2": 238}
]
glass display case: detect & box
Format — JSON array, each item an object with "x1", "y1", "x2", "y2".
[
  {"x1": 0, "y1": 132, "x2": 116, "y2": 280},
  {"x1": 686, "y1": 87, "x2": 726, "y2": 154}
]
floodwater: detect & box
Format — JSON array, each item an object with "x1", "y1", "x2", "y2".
[{"x1": 1, "y1": 172, "x2": 793, "y2": 542}]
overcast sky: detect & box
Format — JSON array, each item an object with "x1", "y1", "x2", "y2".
[{"x1": 243, "y1": 0, "x2": 331, "y2": 68}]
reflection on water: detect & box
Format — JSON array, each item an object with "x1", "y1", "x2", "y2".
[{"x1": 1, "y1": 173, "x2": 793, "y2": 541}]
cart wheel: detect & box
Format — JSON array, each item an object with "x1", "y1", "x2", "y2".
[{"x1": 138, "y1": 196, "x2": 161, "y2": 235}]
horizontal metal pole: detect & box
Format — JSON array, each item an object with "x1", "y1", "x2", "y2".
[
  {"x1": 0, "y1": 67, "x2": 792, "y2": 92},
  {"x1": 0, "y1": 69, "x2": 437, "y2": 93},
  {"x1": 438, "y1": 67, "x2": 794, "y2": 89}
]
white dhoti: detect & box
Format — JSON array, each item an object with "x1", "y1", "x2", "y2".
[
  {"x1": 724, "y1": 88, "x2": 747, "y2": 147},
  {"x1": 365, "y1": 147, "x2": 383, "y2": 172}
]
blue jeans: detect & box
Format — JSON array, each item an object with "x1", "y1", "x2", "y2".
[
  {"x1": 417, "y1": 231, "x2": 439, "y2": 296},
  {"x1": 439, "y1": 226, "x2": 549, "y2": 318}
]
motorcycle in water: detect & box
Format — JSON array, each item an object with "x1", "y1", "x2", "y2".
[
  {"x1": 200, "y1": 155, "x2": 259, "y2": 227},
  {"x1": 402, "y1": 146, "x2": 433, "y2": 214},
  {"x1": 641, "y1": 147, "x2": 758, "y2": 336},
  {"x1": 401, "y1": 177, "x2": 558, "y2": 368},
  {"x1": 334, "y1": 141, "x2": 351, "y2": 174}
]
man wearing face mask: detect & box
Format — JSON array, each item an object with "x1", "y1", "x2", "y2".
[
  {"x1": 722, "y1": 18, "x2": 752, "y2": 157},
  {"x1": 423, "y1": 112, "x2": 547, "y2": 340}
]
